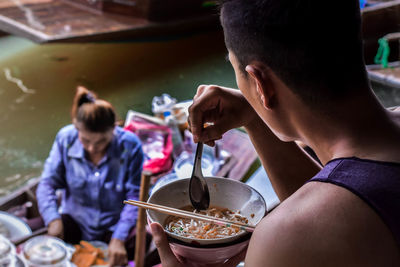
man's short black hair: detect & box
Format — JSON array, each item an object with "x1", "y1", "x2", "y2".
[{"x1": 221, "y1": 0, "x2": 368, "y2": 107}]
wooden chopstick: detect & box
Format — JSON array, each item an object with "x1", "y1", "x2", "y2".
[
  {"x1": 123, "y1": 199, "x2": 255, "y2": 233},
  {"x1": 127, "y1": 200, "x2": 251, "y2": 228},
  {"x1": 125, "y1": 199, "x2": 253, "y2": 229}
]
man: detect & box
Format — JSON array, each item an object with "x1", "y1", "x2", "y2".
[{"x1": 151, "y1": 0, "x2": 400, "y2": 266}]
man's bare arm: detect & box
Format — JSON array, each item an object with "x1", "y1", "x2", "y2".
[
  {"x1": 244, "y1": 115, "x2": 321, "y2": 200},
  {"x1": 189, "y1": 85, "x2": 321, "y2": 201}
]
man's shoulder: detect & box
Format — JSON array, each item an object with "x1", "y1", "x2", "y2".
[
  {"x1": 246, "y1": 182, "x2": 400, "y2": 266},
  {"x1": 312, "y1": 157, "x2": 400, "y2": 181}
]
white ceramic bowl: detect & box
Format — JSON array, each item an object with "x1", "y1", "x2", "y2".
[{"x1": 147, "y1": 177, "x2": 266, "y2": 246}]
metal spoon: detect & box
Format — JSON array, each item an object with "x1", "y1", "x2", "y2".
[{"x1": 189, "y1": 142, "x2": 210, "y2": 210}]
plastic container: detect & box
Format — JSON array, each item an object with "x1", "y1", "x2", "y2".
[
  {"x1": 172, "y1": 105, "x2": 189, "y2": 134},
  {"x1": 151, "y1": 172, "x2": 179, "y2": 195},
  {"x1": 151, "y1": 94, "x2": 177, "y2": 119},
  {"x1": 173, "y1": 151, "x2": 214, "y2": 179},
  {"x1": 22, "y1": 236, "x2": 68, "y2": 267},
  {"x1": 0, "y1": 235, "x2": 17, "y2": 266}
]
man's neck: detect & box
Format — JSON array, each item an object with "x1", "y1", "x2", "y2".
[{"x1": 297, "y1": 91, "x2": 400, "y2": 165}]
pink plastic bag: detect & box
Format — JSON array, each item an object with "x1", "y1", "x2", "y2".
[{"x1": 125, "y1": 116, "x2": 173, "y2": 174}]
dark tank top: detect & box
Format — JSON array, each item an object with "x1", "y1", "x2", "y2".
[{"x1": 309, "y1": 157, "x2": 400, "y2": 246}]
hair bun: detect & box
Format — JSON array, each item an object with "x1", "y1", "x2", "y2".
[
  {"x1": 85, "y1": 92, "x2": 96, "y2": 103},
  {"x1": 77, "y1": 90, "x2": 96, "y2": 107}
]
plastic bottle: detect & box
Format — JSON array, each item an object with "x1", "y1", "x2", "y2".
[
  {"x1": 164, "y1": 111, "x2": 184, "y2": 159},
  {"x1": 152, "y1": 94, "x2": 177, "y2": 119}
]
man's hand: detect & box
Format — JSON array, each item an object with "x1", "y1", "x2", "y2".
[
  {"x1": 150, "y1": 223, "x2": 184, "y2": 267},
  {"x1": 188, "y1": 85, "x2": 257, "y2": 146},
  {"x1": 150, "y1": 222, "x2": 246, "y2": 267},
  {"x1": 47, "y1": 218, "x2": 64, "y2": 239},
  {"x1": 108, "y1": 238, "x2": 128, "y2": 267}
]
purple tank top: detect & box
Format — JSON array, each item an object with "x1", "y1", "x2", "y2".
[{"x1": 309, "y1": 157, "x2": 400, "y2": 246}]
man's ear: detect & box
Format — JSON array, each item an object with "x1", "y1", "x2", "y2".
[{"x1": 245, "y1": 64, "x2": 275, "y2": 109}]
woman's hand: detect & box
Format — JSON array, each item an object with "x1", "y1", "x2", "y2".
[
  {"x1": 188, "y1": 85, "x2": 257, "y2": 146},
  {"x1": 150, "y1": 222, "x2": 246, "y2": 267},
  {"x1": 47, "y1": 218, "x2": 64, "y2": 239},
  {"x1": 108, "y1": 238, "x2": 128, "y2": 267}
]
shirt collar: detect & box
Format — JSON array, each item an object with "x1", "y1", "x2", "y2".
[
  {"x1": 67, "y1": 134, "x2": 84, "y2": 159},
  {"x1": 108, "y1": 130, "x2": 121, "y2": 159}
]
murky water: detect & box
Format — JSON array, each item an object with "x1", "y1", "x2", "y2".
[
  {"x1": 0, "y1": 31, "x2": 399, "y2": 198},
  {"x1": 0, "y1": 31, "x2": 236, "y2": 197}
]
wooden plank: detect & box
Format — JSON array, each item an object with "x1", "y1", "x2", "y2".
[
  {"x1": 134, "y1": 171, "x2": 152, "y2": 267},
  {"x1": 0, "y1": 178, "x2": 39, "y2": 215},
  {"x1": 367, "y1": 62, "x2": 400, "y2": 88},
  {"x1": 219, "y1": 129, "x2": 258, "y2": 181},
  {"x1": 0, "y1": 0, "x2": 52, "y2": 9},
  {"x1": 362, "y1": 0, "x2": 400, "y2": 64},
  {"x1": 362, "y1": 0, "x2": 400, "y2": 39},
  {"x1": 0, "y1": 0, "x2": 219, "y2": 43}
]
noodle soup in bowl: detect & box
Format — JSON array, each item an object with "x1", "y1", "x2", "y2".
[{"x1": 147, "y1": 176, "x2": 266, "y2": 252}]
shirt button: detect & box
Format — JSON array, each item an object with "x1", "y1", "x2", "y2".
[{"x1": 94, "y1": 172, "x2": 100, "y2": 177}]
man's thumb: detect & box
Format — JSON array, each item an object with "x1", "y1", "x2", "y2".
[
  {"x1": 150, "y1": 223, "x2": 167, "y2": 248},
  {"x1": 150, "y1": 222, "x2": 181, "y2": 266}
]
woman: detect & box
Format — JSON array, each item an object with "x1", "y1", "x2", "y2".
[{"x1": 37, "y1": 86, "x2": 143, "y2": 266}]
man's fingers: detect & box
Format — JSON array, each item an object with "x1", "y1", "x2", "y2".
[
  {"x1": 223, "y1": 246, "x2": 248, "y2": 267},
  {"x1": 150, "y1": 223, "x2": 181, "y2": 266},
  {"x1": 188, "y1": 102, "x2": 205, "y2": 143},
  {"x1": 189, "y1": 85, "x2": 223, "y2": 142},
  {"x1": 193, "y1": 84, "x2": 207, "y2": 99},
  {"x1": 205, "y1": 140, "x2": 215, "y2": 147},
  {"x1": 200, "y1": 124, "x2": 226, "y2": 143}
]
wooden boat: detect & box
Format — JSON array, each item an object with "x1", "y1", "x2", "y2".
[
  {"x1": 0, "y1": 177, "x2": 41, "y2": 225},
  {"x1": 361, "y1": 1, "x2": 400, "y2": 89},
  {"x1": 0, "y1": 0, "x2": 220, "y2": 43},
  {"x1": 367, "y1": 40, "x2": 400, "y2": 89},
  {"x1": 362, "y1": 0, "x2": 400, "y2": 64}
]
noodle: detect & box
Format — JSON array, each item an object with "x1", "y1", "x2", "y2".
[{"x1": 165, "y1": 206, "x2": 249, "y2": 239}]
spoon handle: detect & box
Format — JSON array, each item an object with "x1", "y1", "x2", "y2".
[{"x1": 192, "y1": 142, "x2": 204, "y2": 178}]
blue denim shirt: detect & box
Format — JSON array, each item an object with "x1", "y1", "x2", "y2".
[{"x1": 37, "y1": 125, "x2": 143, "y2": 241}]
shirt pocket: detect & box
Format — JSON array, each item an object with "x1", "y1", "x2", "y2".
[
  {"x1": 102, "y1": 181, "x2": 124, "y2": 209},
  {"x1": 66, "y1": 175, "x2": 87, "y2": 205}
]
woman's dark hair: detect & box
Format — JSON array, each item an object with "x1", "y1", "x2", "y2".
[
  {"x1": 220, "y1": 0, "x2": 368, "y2": 107},
  {"x1": 71, "y1": 86, "x2": 116, "y2": 132}
]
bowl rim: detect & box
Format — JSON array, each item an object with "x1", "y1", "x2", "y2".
[{"x1": 147, "y1": 176, "x2": 267, "y2": 246}]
